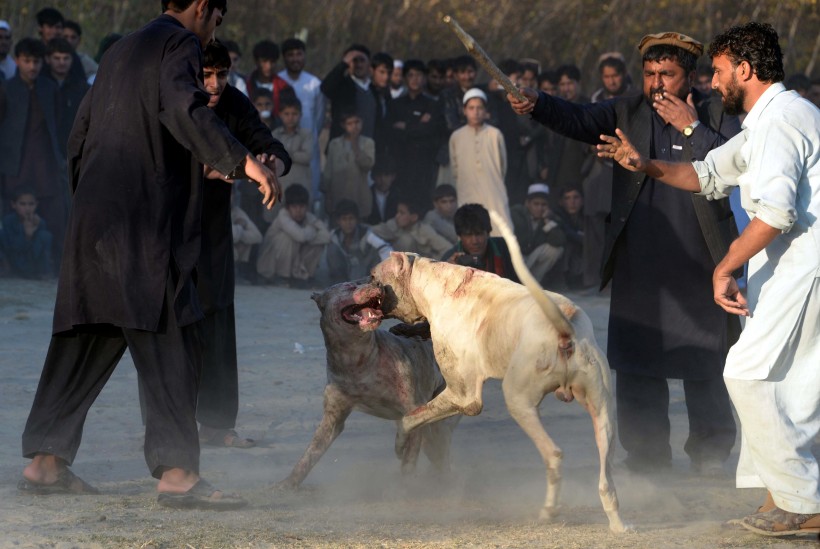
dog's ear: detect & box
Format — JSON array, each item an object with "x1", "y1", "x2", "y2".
[{"x1": 393, "y1": 252, "x2": 415, "y2": 275}]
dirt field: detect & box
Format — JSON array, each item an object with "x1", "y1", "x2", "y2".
[{"x1": 0, "y1": 277, "x2": 815, "y2": 548}]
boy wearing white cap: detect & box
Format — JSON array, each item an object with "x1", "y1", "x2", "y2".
[
  {"x1": 448, "y1": 87, "x2": 512, "y2": 233},
  {"x1": 510, "y1": 183, "x2": 566, "y2": 284}
]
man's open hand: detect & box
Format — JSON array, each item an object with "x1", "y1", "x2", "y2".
[{"x1": 597, "y1": 129, "x2": 647, "y2": 172}]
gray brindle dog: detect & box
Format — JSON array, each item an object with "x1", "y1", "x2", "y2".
[
  {"x1": 277, "y1": 279, "x2": 459, "y2": 489},
  {"x1": 369, "y1": 212, "x2": 628, "y2": 533}
]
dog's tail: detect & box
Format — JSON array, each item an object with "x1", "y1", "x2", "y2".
[{"x1": 489, "y1": 210, "x2": 575, "y2": 350}]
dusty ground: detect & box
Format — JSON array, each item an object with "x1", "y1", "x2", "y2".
[{"x1": 0, "y1": 277, "x2": 816, "y2": 548}]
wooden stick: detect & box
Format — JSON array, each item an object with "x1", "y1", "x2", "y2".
[{"x1": 443, "y1": 15, "x2": 527, "y2": 103}]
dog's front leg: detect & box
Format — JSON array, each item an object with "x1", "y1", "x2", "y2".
[
  {"x1": 275, "y1": 384, "x2": 353, "y2": 489},
  {"x1": 395, "y1": 387, "x2": 473, "y2": 458}
]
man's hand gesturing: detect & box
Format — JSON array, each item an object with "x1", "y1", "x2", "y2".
[{"x1": 597, "y1": 129, "x2": 647, "y2": 173}]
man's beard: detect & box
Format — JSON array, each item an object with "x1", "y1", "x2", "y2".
[{"x1": 719, "y1": 74, "x2": 745, "y2": 116}]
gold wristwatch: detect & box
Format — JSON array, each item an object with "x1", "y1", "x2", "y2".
[{"x1": 682, "y1": 120, "x2": 701, "y2": 137}]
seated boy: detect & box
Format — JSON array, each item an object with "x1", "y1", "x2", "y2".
[
  {"x1": 256, "y1": 184, "x2": 330, "y2": 288},
  {"x1": 365, "y1": 158, "x2": 399, "y2": 225},
  {"x1": 442, "y1": 203, "x2": 519, "y2": 282},
  {"x1": 326, "y1": 199, "x2": 393, "y2": 284},
  {"x1": 231, "y1": 191, "x2": 263, "y2": 283},
  {"x1": 554, "y1": 187, "x2": 585, "y2": 290},
  {"x1": 370, "y1": 196, "x2": 451, "y2": 259},
  {"x1": 0, "y1": 186, "x2": 53, "y2": 279},
  {"x1": 510, "y1": 183, "x2": 566, "y2": 285},
  {"x1": 423, "y1": 184, "x2": 458, "y2": 245}
]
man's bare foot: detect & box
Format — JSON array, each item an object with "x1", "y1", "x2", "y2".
[
  {"x1": 156, "y1": 467, "x2": 200, "y2": 494},
  {"x1": 19, "y1": 454, "x2": 98, "y2": 494},
  {"x1": 23, "y1": 454, "x2": 67, "y2": 485}
]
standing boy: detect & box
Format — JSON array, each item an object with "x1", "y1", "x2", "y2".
[{"x1": 449, "y1": 88, "x2": 512, "y2": 233}]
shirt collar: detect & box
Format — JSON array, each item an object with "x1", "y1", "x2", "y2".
[
  {"x1": 351, "y1": 75, "x2": 371, "y2": 90},
  {"x1": 742, "y1": 82, "x2": 785, "y2": 130}
]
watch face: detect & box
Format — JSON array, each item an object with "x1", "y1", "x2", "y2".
[{"x1": 683, "y1": 126, "x2": 693, "y2": 137}]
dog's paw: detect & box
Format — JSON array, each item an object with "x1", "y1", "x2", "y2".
[
  {"x1": 271, "y1": 478, "x2": 299, "y2": 492},
  {"x1": 538, "y1": 505, "x2": 561, "y2": 522}
]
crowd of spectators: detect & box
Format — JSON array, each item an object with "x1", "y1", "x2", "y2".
[{"x1": 1, "y1": 7, "x2": 819, "y2": 292}]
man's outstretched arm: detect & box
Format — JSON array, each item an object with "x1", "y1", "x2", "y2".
[{"x1": 597, "y1": 128, "x2": 701, "y2": 191}]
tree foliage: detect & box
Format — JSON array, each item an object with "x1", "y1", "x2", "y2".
[{"x1": 2, "y1": 0, "x2": 818, "y2": 84}]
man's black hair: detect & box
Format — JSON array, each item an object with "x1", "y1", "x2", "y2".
[
  {"x1": 521, "y1": 61, "x2": 539, "y2": 76},
  {"x1": 537, "y1": 70, "x2": 558, "y2": 87},
  {"x1": 499, "y1": 58, "x2": 522, "y2": 77},
  {"x1": 784, "y1": 73, "x2": 811, "y2": 93},
  {"x1": 402, "y1": 59, "x2": 426, "y2": 77},
  {"x1": 453, "y1": 54, "x2": 477, "y2": 72},
  {"x1": 708, "y1": 22, "x2": 784, "y2": 83},
  {"x1": 598, "y1": 56, "x2": 626, "y2": 75},
  {"x1": 556, "y1": 64, "x2": 581, "y2": 82},
  {"x1": 279, "y1": 96, "x2": 303, "y2": 112},
  {"x1": 432, "y1": 184, "x2": 456, "y2": 200},
  {"x1": 251, "y1": 87, "x2": 272, "y2": 101},
  {"x1": 15, "y1": 37, "x2": 47, "y2": 59},
  {"x1": 252, "y1": 40, "x2": 279, "y2": 62},
  {"x1": 696, "y1": 63, "x2": 714, "y2": 78},
  {"x1": 203, "y1": 39, "x2": 231, "y2": 69},
  {"x1": 36, "y1": 8, "x2": 64, "y2": 27},
  {"x1": 281, "y1": 38, "x2": 306, "y2": 54},
  {"x1": 11, "y1": 185, "x2": 38, "y2": 203},
  {"x1": 427, "y1": 59, "x2": 447, "y2": 75},
  {"x1": 333, "y1": 199, "x2": 359, "y2": 219},
  {"x1": 642, "y1": 44, "x2": 697, "y2": 74},
  {"x1": 454, "y1": 203, "x2": 491, "y2": 236},
  {"x1": 95, "y1": 33, "x2": 122, "y2": 63},
  {"x1": 63, "y1": 20, "x2": 82, "y2": 36},
  {"x1": 372, "y1": 52, "x2": 393, "y2": 71},
  {"x1": 284, "y1": 183, "x2": 310, "y2": 206},
  {"x1": 46, "y1": 37, "x2": 74, "y2": 56},
  {"x1": 395, "y1": 195, "x2": 423, "y2": 217},
  {"x1": 222, "y1": 39, "x2": 241, "y2": 56},
  {"x1": 343, "y1": 43, "x2": 370, "y2": 59},
  {"x1": 162, "y1": 0, "x2": 227, "y2": 15}
]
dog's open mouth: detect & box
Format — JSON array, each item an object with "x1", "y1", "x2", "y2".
[{"x1": 341, "y1": 296, "x2": 384, "y2": 330}]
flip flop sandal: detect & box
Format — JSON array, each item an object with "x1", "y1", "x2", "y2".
[
  {"x1": 18, "y1": 468, "x2": 99, "y2": 495},
  {"x1": 157, "y1": 479, "x2": 247, "y2": 510},
  {"x1": 740, "y1": 508, "x2": 820, "y2": 538}
]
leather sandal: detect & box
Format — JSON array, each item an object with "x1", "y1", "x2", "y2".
[{"x1": 740, "y1": 508, "x2": 820, "y2": 537}]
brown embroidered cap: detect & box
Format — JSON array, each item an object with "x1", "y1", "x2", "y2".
[{"x1": 637, "y1": 32, "x2": 703, "y2": 57}]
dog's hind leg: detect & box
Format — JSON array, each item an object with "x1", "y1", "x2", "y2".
[
  {"x1": 397, "y1": 425, "x2": 423, "y2": 475},
  {"x1": 276, "y1": 384, "x2": 353, "y2": 489},
  {"x1": 573, "y1": 364, "x2": 629, "y2": 533},
  {"x1": 502, "y1": 377, "x2": 563, "y2": 522}
]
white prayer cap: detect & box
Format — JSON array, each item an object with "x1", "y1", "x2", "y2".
[
  {"x1": 394, "y1": 59, "x2": 403, "y2": 68},
  {"x1": 462, "y1": 87, "x2": 487, "y2": 105},
  {"x1": 0, "y1": 21, "x2": 11, "y2": 32},
  {"x1": 527, "y1": 183, "x2": 550, "y2": 198}
]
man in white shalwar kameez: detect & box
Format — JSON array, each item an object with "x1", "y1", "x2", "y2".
[
  {"x1": 449, "y1": 88, "x2": 512, "y2": 233},
  {"x1": 594, "y1": 22, "x2": 820, "y2": 538}
]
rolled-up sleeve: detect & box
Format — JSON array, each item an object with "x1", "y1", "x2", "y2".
[
  {"x1": 693, "y1": 130, "x2": 747, "y2": 201},
  {"x1": 742, "y1": 118, "x2": 803, "y2": 232}
]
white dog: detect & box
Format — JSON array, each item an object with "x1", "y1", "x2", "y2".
[{"x1": 370, "y1": 211, "x2": 627, "y2": 533}]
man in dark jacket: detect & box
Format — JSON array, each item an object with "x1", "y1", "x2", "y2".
[
  {"x1": 196, "y1": 38, "x2": 291, "y2": 448},
  {"x1": 509, "y1": 32, "x2": 742, "y2": 474},
  {"x1": 19, "y1": 0, "x2": 280, "y2": 509}
]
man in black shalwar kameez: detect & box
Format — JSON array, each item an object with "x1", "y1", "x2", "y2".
[
  {"x1": 19, "y1": 0, "x2": 280, "y2": 509},
  {"x1": 509, "y1": 32, "x2": 742, "y2": 473}
]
